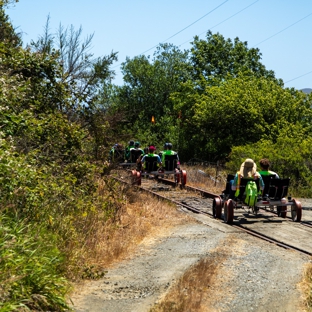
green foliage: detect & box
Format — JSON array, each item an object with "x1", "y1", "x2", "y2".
[
  {"x1": 0, "y1": 4, "x2": 21, "y2": 48},
  {"x1": 172, "y1": 75, "x2": 312, "y2": 160},
  {"x1": 0, "y1": 215, "x2": 70, "y2": 311},
  {"x1": 116, "y1": 43, "x2": 191, "y2": 144},
  {"x1": 0, "y1": 42, "x2": 71, "y2": 116},
  {"x1": 190, "y1": 30, "x2": 277, "y2": 87},
  {"x1": 0, "y1": 6, "x2": 125, "y2": 310},
  {"x1": 3, "y1": 4, "x2": 312, "y2": 309}
]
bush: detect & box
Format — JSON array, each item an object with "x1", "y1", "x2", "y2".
[{"x1": 0, "y1": 215, "x2": 70, "y2": 311}]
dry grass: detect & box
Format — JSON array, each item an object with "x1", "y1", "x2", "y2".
[
  {"x1": 75, "y1": 165, "x2": 225, "y2": 276},
  {"x1": 71, "y1": 184, "x2": 193, "y2": 281},
  {"x1": 150, "y1": 257, "x2": 220, "y2": 312},
  {"x1": 182, "y1": 165, "x2": 226, "y2": 194},
  {"x1": 300, "y1": 263, "x2": 312, "y2": 311},
  {"x1": 149, "y1": 236, "x2": 239, "y2": 312},
  {"x1": 69, "y1": 165, "x2": 226, "y2": 282}
]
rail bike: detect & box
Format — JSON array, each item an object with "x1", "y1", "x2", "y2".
[
  {"x1": 130, "y1": 153, "x2": 187, "y2": 187},
  {"x1": 212, "y1": 174, "x2": 302, "y2": 224},
  {"x1": 118, "y1": 148, "x2": 144, "y2": 170}
]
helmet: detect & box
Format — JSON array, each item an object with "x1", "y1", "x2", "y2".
[
  {"x1": 129, "y1": 140, "x2": 135, "y2": 146},
  {"x1": 167, "y1": 143, "x2": 173, "y2": 150},
  {"x1": 149, "y1": 145, "x2": 156, "y2": 152},
  {"x1": 134, "y1": 141, "x2": 140, "y2": 147},
  {"x1": 163, "y1": 143, "x2": 169, "y2": 149}
]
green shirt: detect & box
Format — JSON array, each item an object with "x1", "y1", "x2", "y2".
[{"x1": 258, "y1": 170, "x2": 279, "y2": 179}]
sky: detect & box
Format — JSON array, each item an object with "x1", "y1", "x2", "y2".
[{"x1": 6, "y1": 0, "x2": 312, "y2": 90}]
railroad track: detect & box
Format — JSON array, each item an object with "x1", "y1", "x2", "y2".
[{"x1": 112, "y1": 172, "x2": 312, "y2": 257}]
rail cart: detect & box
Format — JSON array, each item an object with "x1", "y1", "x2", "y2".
[
  {"x1": 212, "y1": 174, "x2": 302, "y2": 224},
  {"x1": 118, "y1": 148, "x2": 144, "y2": 170},
  {"x1": 130, "y1": 154, "x2": 187, "y2": 186}
]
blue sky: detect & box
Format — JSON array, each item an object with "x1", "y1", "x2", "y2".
[{"x1": 7, "y1": 0, "x2": 312, "y2": 90}]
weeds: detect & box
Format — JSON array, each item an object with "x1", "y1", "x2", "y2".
[
  {"x1": 149, "y1": 238, "x2": 233, "y2": 312},
  {"x1": 0, "y1": 215, "x2": 70, "y2": 311},
  {"x1": 302, "y1": 263, "x2": 312, "y2": 311}
]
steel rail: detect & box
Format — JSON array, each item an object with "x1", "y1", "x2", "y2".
[
  {"x1": 231, "y1": 224, "x2": 312, "y2": 256},
  {"x1": 111, "y1": 175, "x2": 312, "y2": 257}
]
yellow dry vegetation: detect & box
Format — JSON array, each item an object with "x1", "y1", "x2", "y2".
[{"x1": 300, "y1": 263, "x2": 312, "y2": 311}]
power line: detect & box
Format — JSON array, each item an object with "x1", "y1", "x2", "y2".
[
  {"x1": 113, "y1": 2, "x2": 312, "y2": 87},
  {"x1": 178, "y1": 0, "x2": 259, "y2": 47},
  {"x1": 252, "y1": 11, "x2": 312, "y2": 47},
  {"x1": 113, "y1": 0, "x2": 259, "y2": 72},
  {"x1": 285, "y1": 70, "x2": 312, "y2": 84},
  {"x1": 251, "y1": 11, "x2": 312, "y2": 86},
  {"x1": 140, "y1": 0, "x2": 229, "y2": 55},
  {"x1": 112, "y1": 0, "x2": 229, "y2": 69}
]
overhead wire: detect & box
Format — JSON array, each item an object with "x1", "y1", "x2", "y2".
[
  {"x1": 285, "y1": 70, "x2": 312, "y2": 84},
  {"x1": 111, "y1": 1, "x2": 312, "y2": 87},
  {"x1": 250, "y1": 11, "x2": 312, "y2": 85},
  {"x1": 140, "y1": 0, "x2": 229, "y2": 55},
  {"x1": 178, "y1": 0, "x2": 259, "y2": 47},
  {"x1": 112, "y1": 0, "x2": 229, "y2": 69},
  {"x1": 252, "y1": 11, "x2": 312, "y2": 48}
]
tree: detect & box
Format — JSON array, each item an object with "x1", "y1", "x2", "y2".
[
  {"x1": 30, "y1": 16, "x2": 118, "y2": 115},
  {"x1": 116, "y1": 43, "x2": 192, "y2": 146},
  {"x1": 190, "y1": 31, "x2": 277, "y2": 88},
  {"x1": 0, "y1": 3, "x2": 21, "y2": 47},
  {"x1": 172, "y1": 74, "x2": 312, "y2": 161}
]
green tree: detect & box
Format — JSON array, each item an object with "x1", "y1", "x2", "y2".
[
  {"x1": 117, "y1": 43, "x2": 191, "y2": 146},
  {"x1": 190, "y1": 31, "x2": 277, "y2": 88},
  {"x1": 28, "y1": 16, "x2": 119, "y2": 159},
  {"x1": 172, "y1": 75, "x2": 312, "y2": 160},
  {"x1": 31, "y1": 16, "x2": 118, "y2": 114},
  {"x1": 0, "y1": 3, "x2": 21, "y2": 47}
]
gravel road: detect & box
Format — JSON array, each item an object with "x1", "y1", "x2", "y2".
[{"x1": 70, "y1": 204, "x2": 312, "y2": 312}]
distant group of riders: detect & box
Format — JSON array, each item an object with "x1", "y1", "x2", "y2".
[{"x1": 108, "y1": 140, "x2": 180, "y2": 171}]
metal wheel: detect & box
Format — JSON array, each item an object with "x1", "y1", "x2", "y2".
[
  {"x1": 175, "y1": 170, "x2": 180, "y2": 184},
  {"x1": 291, "y1": 199, "x2": 302, "y2": 222},
  {"x1": 181, "y1": 170, "x2": 187, "y2": 186},
  {"x1": 212, "y1": 197, "x2": 222, "y2": 219},
  {"x1": 252, "y1": 205, "x2": 259, "y2": 215},
  {"x1": 136, "y1": 171, "x2": 141, "y2": 186},
  {"x1": 277, "y1": 206, "x2": 281, "y2": 216},
  {"x1": 223, "y1": 199, "x2": 234, "y2": 224},
  {"x1": 131, "y1": 170, "x2": 137, "y2": 184},
  {"x1": 277, "y1": 205, "x2": 287, "y2": 218}
]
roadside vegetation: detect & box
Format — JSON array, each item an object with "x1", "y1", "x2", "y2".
[
  {"x1": 301, "y1": 264, "x2": 312, "y2": 312},
  {"x1": 1, "y1": 1, "x2": 312, "y2": 310}
]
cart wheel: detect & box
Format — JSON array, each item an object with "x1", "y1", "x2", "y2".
[
  {"x1": 131, "y1": 170, "x2": 137, "y2": 184},
  {"x1": 175, "y1": 171, "x2": 180, "y2": 184},
  {"x1": 181, "y1": 170, "x2": 187, "y2": 186},
  {"x1": 213, "y1": 197, "x2": 222, "y2": 219},
  {"x1": 136, "y1": 171, "x2": 141, "y2": 186},
  {"x1": 291, "y1": 199, "x2": 302, "y2": 222},
  {"x1": 252, "y1": 205, "x2": 259, "y2": 215},
  {"x1": 277, "y1": 205, "x2": 287, "y2": 218},
  {"x1": 224, "y1": 199, "x2": 234, "y2": 224}
]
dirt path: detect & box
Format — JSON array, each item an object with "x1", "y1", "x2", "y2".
[{"x1": 69, "y1": 209, "x2": 310, "y2": 312}]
